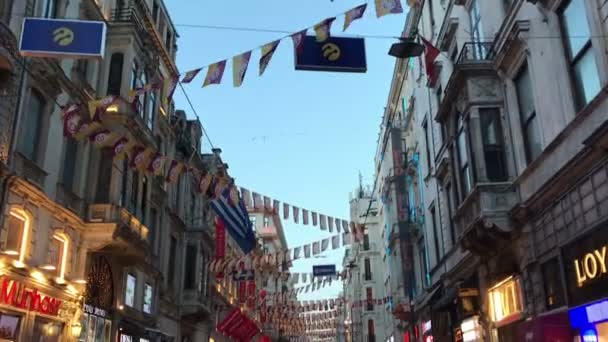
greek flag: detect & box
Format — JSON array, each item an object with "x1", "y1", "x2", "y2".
[{"x1": 211, "y1": 187, "x2": 256, "y2": 254}]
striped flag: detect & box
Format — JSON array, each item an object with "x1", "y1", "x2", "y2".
[
  {"x1": 343, "y1": 4, "x2": 367, "y2": 31},
  {"x1": 181, "y1": 68, "x2": 202, "y2": 83},
  {"x1": 210, "y1": 187, "x2": 256, "y2": 254},
  {"x1": 203, "y1": 60, "x2": 227, "y2": 87},
  {"x1": 233, "y1": 51, "x2": 252, "y2": 87},
  {"x1": 375, "y1": 0, "x2": 403, "y2": 17},
  {"x1": 314, "y1": 17, "x2": 335, "y2": 42},
  {"x1": 259, "y1": 40, "x2": 280, "y2": 76},
  {"x1": 291, "y1": 29, "x2": 307, "y2": 55}
]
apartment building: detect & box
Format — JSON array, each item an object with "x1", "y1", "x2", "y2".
[
  {"x1": 388, "y1": 0, "x2": 608, "y2": 341},
  {"x1": 342, "y1": 187, "x2": 390, "y2": 342},
  {"x1": 0, "y1": 0, "x2": 235, "y2": 341}
]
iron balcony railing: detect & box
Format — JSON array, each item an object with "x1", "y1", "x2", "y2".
[{"x1": 457, "y1": 41, "x2": 496, "y2": 65}]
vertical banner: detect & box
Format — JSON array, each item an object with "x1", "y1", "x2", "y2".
[
  {"x1": 247, "y1": 280, "x2": 256, "y2": 308},
  {"x1": 215, "y1": 217, "x2": 226, "y2": 279}
]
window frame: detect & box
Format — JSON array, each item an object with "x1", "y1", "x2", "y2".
[
  {"x1": 125, "y1": 273, "x2": 136, "y2": 308},
  {"x1": 479, "y1": 107, "x2": 508, "y2": 182},
  {"x1": 559, "y1": 0, "x2": 601, "y2": 110},
  {"x1": 19, "y1": 89, "x2": 46, "y2": 162},
  {"x1": 514, "y1": 62, "x2": 542, "y2": 163},
  {"x1": 61, "y1": 137, "x2": 79, "y2": 192},
  {"x1": 422, "y1": 118, "x2": 433, "y2": 176},
  {"x1": 143, "y1": 283, "x2": 153, "y2": 314},
  {"x1": 456, "y1": 113, "x2": 473, "y2": 201},
  {"x1": 45, "y1": 234, "x2": 68, "y2": 279},
  {"x1": 4, "y1": 210, "x2": 30, "y2": 262}
]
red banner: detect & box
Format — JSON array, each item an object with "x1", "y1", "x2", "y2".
[
  {"x1": 215, "y1": 218, "x2": 226, "y2": 259},
  {"x1": 247, "y1": 280, "x2": 256, "y2": 308}
]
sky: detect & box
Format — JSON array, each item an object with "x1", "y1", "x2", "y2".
[{"x1": 165, "y1": 0, "x2": 409, "y2": 301}]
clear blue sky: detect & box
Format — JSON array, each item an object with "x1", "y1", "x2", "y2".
[{"x1": 166, "y1": 0, "x2": 409, "y2": 301}]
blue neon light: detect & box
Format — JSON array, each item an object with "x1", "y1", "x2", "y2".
[{"x1": 569, "y1": 298, "x2": 608, "y2": 329}]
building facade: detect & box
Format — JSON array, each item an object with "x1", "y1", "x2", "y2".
[
  {"x1": 0, "y1": 0, "x2": 239, "y2": 341},
  {"x1": 382, "y1": 0, "x2": 608, "y2": 341}
]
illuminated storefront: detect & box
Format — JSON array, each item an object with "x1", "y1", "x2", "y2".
[
  {"x1": 564, "y1": 226, "x2": 608, "y2": 341},
  {"x1": 487, "y1": 276, "x2": 523, "y2": 341}
]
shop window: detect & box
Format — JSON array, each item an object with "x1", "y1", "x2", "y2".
[
  {"x1": 480, "y1": 108, "x2": 507, "y2": 182},
  {"x1": 560, "y1": 0, "x2": 601, "y2": 110},
  {"x1": 488, "y1": 276, "x2": 523, "y2": 325},
  {"x1": 125, "y1": 273, "x2": 136, "y2": 308},
  {"x1": 79, "y1": 313, "x2": 110, "y2": 342},
  {"x1": 33, "y1": 317, "x2": 63, "y2": 342},
  {"x1": 121, "y1": 335, "x2": 133, "y2": 342},
  {"x1": 541, "y1": 258, "x2": 565, "y2": 310},
  {"x1": 43, "y1": 234, "x2": 68, "y2": 279},
  {"x1": 0, "y1": 314, "x2": 20, "y2": 340},
  {"x1": 19, "y1": 89, "x2": 45, "y2": 162},
  {"x1": 4, "y1": 209, "x2": 30, "y2": 262},
  {"x1": 143, "y1": 283, "x2": 153, "y2": 314}
]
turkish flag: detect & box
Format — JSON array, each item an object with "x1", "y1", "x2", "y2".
[{"x1": 421, "y1": 36, "x2": 440, "y2": 87}]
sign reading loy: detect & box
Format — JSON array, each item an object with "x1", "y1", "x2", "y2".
[
  {"x1": 563, "y1": 225, "x2": 608, "y2": 307},
  {"x1": 19, "y1": 17, "x2": 106, "y2": 58},
  {"x1": 295, "y1": 36, "x2": 366, "y2": 73},
  {"x1": 313, "y1": 264, "x2": 336, "y2": 277}
]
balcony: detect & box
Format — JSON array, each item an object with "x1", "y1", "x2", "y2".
[
  {"x1": 436, "y1": 41, "x2": 498, "y2": 122},
  {"x1": 181, "y1": 289, "x2": 213, "y2": 322},
  {"x1": 84, "y1": 204, "x2": 150, "y2": 254},
  {"x1": 100, "y1": 96, "x2": 155, "y2": 146},
  {"x1": 455, "y1": 183, "x2": 519, "y2": 256},
  {"x1": 109, "y1": 0, "x2": 178, "y2": 75}
]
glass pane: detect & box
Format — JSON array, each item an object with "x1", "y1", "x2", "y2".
[
  {"x1": 47, "y1": 237, "x2": 62, "y2": 271},
  {"x1": 94, "y1": 317, "x2": 104, "y2": 342},
  {"x1": 20, "y1": 92, "x2": 43, "y2": 160},
  {"x1": 86, "y1": 316, "x2": 96, "y2": 342},
  {"x1": 480, "y1": 109, "x2": 501, "y2": 146},
  {"x1": 62, "y1": 138, "x2": 78, "y2": 189},
  {"x1": 562, "y1": 0, "x2": 591, "y2": 58},
  {"x1": 125, "y1": 274, "x2": 136, "y2": 307},
  {"x1": 143, "y1": 284, "x2": 152, "y2": 313},
  {"x1": 461, "y1": 167, "x2": 471, "y2": 194},
  {"x1": 515, "y1": 65, "x2": 535, "y2": 121},
  {"x1": 457, "y1": 130, "x2": 468, "y2": 165},
  {"x1": 574, "y1": 49, "x2": 601, "y2": 106},
  {"x1": 0, "y1": 314, "x2": 20, "y2": 340},
  {"x1": 525, "y1": 115, "x2": 543, "y2": 161},
  {"x1": 78, "y1": 314, "x2": 87, "y2": 342}
]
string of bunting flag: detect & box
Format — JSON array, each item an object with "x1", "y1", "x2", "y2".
[{"x1": 128, "y1": 0, "x2": 405, "y2": 95}]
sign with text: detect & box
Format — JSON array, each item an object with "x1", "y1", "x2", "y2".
[
  {"x1": 563, "y1": 225, "x2": 608, "y2": 306},
  {"x1": 313, "y1": 264, "x2": 336, "y2": 277},
  {"x1": 0, "y1": 278, "x2": 62, "y2": 316},
  {"x1": 19, "y1": 17, "x2": 106, "y2": 58},
  {"x1": 295, "y1": 36, "x2": 366, "y2": 73}
]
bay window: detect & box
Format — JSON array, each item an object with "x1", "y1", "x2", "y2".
[
  {"x1": 561, "y1": 0, "x2": 601, "y2": 109},
  {"x1": 456, "y1": 114, "x2": 472, "y2": 200},
  {"x1": 480, "y1": 108, "x2": 507, "y2": 182}
]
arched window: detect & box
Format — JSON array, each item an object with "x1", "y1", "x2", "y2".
[
  {"x1": 4, "y1": 208, "x2": 31, "y2": 265},
  {"x1": 107, "y1": 53, "x2": 124, "y2": 96}
]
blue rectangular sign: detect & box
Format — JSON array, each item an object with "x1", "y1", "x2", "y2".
[
  {"x1": 20, "y1": 17, "x2": 106, "y2": 58},
  {"x1": 313, "y1": 264, "x2": 336, "y2": 277},
  {"x1": 295, "y1": 36, "x2": 366, "y2": 73}
]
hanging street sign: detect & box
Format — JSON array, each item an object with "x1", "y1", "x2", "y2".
[
  {"x1": 295, "y1": 36, "x2": 367, "y2": 73},
  {"x1": 313, "y1": 264, "x2": 336, "y2": 277},
  {"x1": 19, "y1": 17, "x2": 106, "y2": 58}
]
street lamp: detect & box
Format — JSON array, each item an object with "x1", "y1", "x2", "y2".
[{"x1": 388, "y1": 38, "x2": 425, "y2": 59}]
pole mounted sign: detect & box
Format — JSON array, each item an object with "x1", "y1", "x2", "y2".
[
  {"x1": 295, "y1": 36, "x2": 367, "y2": 73},
  {"x1": 313, "y1": 264, "x2": 336, "y2": 277},
  {"x1": 19, "y1": 17, "x2": 106, "y2": 58}
]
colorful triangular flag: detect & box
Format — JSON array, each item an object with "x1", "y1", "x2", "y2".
[
  {"x1": 375, "y1": 0, "x2": 403, "y2": 18},
  {"x1": 314, "y1": 17, "x2": 336, "y2": 42},
  {"x1": 233, "y1": 51, "x2": 252, "y2": 87},
  {"x1": 203, "y1": 60, "x2": 227, "y2": 87},
  {"x1": 260, "y1": 40, "x2": 280, "y2": 76},
  {"x1": 343, "y1": 4, "x2": 367, "y2": 31}
]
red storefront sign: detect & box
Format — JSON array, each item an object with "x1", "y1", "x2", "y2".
[{"x1": 0, "y1": 278, "x2": 62, "y2": 316}]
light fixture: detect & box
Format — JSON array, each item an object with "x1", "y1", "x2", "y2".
[
  {"x1": 71, "y1": 322, "x2": 83, "y2": 338},
  {"x1": 388, "y1": 38, "x2": 425, "y2": 59},
  {"x1": 30, "y1": 270, "x2": 46, "y2": 282},
  {"x1": 118, "y1": 304, "x2": 124, "y2": 310},
  {"x1": 73, "y1": 279, "x2": 87, "y2": 284},
  {"x1": 43, "y1": 323, "x2": 60, "y2": 337},
  {"x1": 40, "y1": 264, "x2": 57, "y2": 271},
  {"x1": 11, "y1": 260, "x2": 26, "y2": 269},
  {"x1": 66, "y1": 284, "x2": 78, "y2": 295},
  {"x1": 55, "y1": 277, "x2": 67, "y2": 285},
  {"x1": 106, "y1": 104, "x2": 119, "y2": 113},
  {"x1": 3, "y1": 250, "x2": 18, "y2": 256}
]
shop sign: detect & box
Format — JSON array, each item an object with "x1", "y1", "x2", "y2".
[
  {"x1": 0, "y1": 278, "x2": 61, "y2": 316},
  {"x1": 563, "y1": 227, "x2": 608, "y2": 307},
  {"x1": 83, "y1": 303, "x2": 106, "y2": 317},
  {"x1": 569, "y1": 298, "x2": 608, "y2": 330}
]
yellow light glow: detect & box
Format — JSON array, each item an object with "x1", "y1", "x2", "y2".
[
  {"x1": 40, "y1": 264, "x2": 57, "y2": 271},
  {"x1": 9, "y1": 210, "x2": 29, "y2": 263},
  {"x1": 489, "y1": 276, "x2": 513, "y2": 291},
  {"x1": 159, "y1": 106, "x2": 167, "y2": 116},
  {"x1": 3, "y1": 250, "x2": 18, "y2": 256},
  {"x1": 118, "y1": 304, "x2": 124, "y2": 310},
  {"x1": 73, "y1": 279, "x2": 87, "y2": 284},
  {"x1": 11, "y1": 260, "x2": 26, "y2": 269},
  {"x1": 55, "y1": 277, "x2": 66, "y2": 285},
  {"x1": 106, "y1": 104, "x2": 119, "y2": 113},
  {"x1": 66, "y1": 284, "x2": 78, "y2": 295},
  {"x1": 53, "y1": 234, "x2": 69, "y2": 281},
  {"x1": 30, "y1": 270, "x2": 46, "y2": 282}
]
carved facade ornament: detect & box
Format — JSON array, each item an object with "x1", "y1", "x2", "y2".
[{"x1": 468, "y1": 78, "x2": 499, "y2": 100}]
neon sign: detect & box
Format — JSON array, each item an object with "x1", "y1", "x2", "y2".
[{"x1": 574, "y1": 246, "x2": 607, "y2": 287}]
